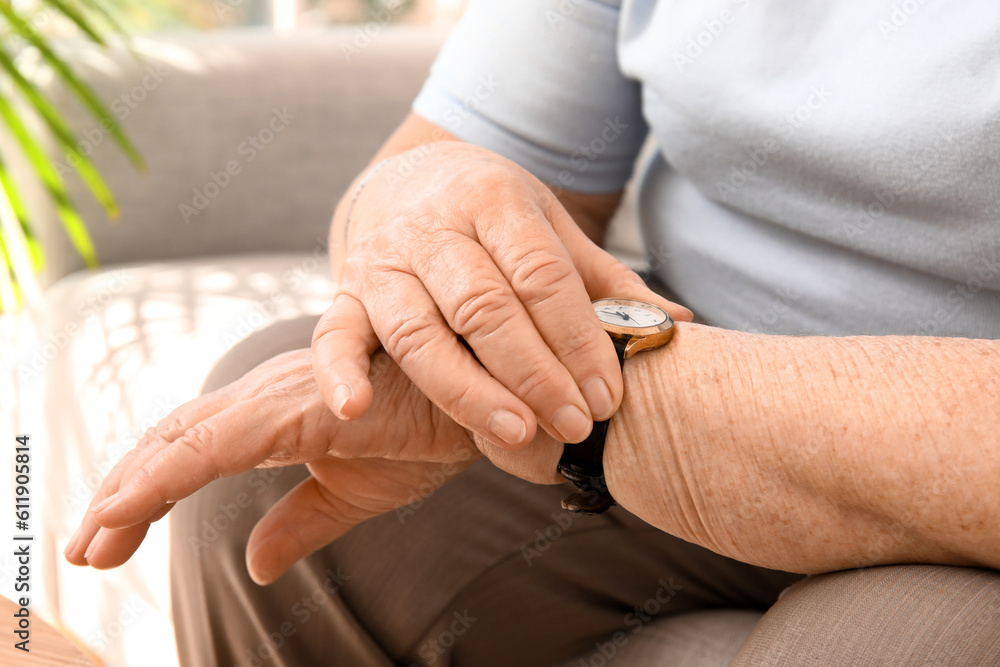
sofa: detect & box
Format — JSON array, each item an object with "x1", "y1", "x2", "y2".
[
  {"x1": 10, "y1": 26, "x2": 647, "y2": 667},
  {"x1": 11, "y1": 27, "x2": 441, "y2": 667}
]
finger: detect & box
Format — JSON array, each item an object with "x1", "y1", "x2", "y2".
[
  {"x1": 244, "y1": 475, "x2": 360, "y2": 585},
  {"x1": 552, "y1": 206, "x2": 695, "y2": 323},
  {"x1": 407, "y1": 231, "x2": 603, "y2": 440},
  {"x1": 83, "y1": 502, "x2": 173, "y2": 570},
  {"x1": 361, "y1": 271, "x2": 538, "y2": 449},
  {"x1": 64, "y1": 456, "x2": 132, "y2": 566},
  {"x1": 474, "y1": 433, "x2": 565, "y2": 485},
  {"x1": 88, "y1": 384, "x2": 248, "y2": 521},
  {"x1": 468, "y1": 202, "x2": 624, "y2": 423},
  {"x1": 93, "y1": 393, "x2": 321, "y2": 530},
  {"x1": 82, "y1": 521, "x2": 154, "y2": 570},
  {"x1": 69, "y1": 354, "x2": 305, "y2": 568},
  {"x1": 312, "y1": 293, "x2": 379, "y2": 420},
  {"x1": 111, "y1": 387, "x2": 250, "y2": 493},
  {"x1": 246, "y1": 458, "x2": 411, "y2": 585},
  {"x1": 65, "y1": 444, "x2": 156, "y2": 566}
]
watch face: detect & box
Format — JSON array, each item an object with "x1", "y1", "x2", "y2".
[
  {"x1": 593, "y1": 298, "x2": 668, "y2": 329},
  {"x1": 592, "y1": 298, "x2": 675, "y2": 358}
]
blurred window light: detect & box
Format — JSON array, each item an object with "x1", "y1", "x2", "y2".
[
  {"x1": 117, "y1": 0, "x2": 467, "y2": 31},
  {"x1": 273, "y1": 0, "x2": 298, "y2": 32}
]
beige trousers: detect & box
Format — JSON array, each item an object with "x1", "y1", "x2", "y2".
[{"x1": 170, "y1": 317, "x2": 1000, "y2": 667}]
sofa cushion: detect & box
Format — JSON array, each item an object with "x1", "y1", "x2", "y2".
[
  {"x1": 39, "y1": 252, "x2": 334, "y2": 667},
  {"x1": 14, "y1": 28, "x2": 442, "y2": 285}
]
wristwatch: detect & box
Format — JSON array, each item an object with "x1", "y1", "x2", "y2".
[{"x1": 558, "y1": 298, "x2": 675, "y2": 515}]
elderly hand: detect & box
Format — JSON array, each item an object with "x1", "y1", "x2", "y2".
[
  {"x1": 63, "y1": 349, "x2": 480, "y2": 585},
  {"x1": 313, "y1": 137, "x2": 690, "y2": 453}
]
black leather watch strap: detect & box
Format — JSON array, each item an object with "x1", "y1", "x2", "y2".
[{"x1": 557, "y1": 338, "x2": 628, "y2": 514}]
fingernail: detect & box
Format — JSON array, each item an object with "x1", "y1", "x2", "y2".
[
  {"x1": 333, "y1": 384, "x2": 352, "y2": 416},
  {"x1": 64, "y1": 528, "x2": 82, "y2": 558},
  {"x1": 83, "y1": 529, "x2": 105, "y2": 563},
  {"x1": 582, "y1": 377, "x2": 614, "y2": 421},
  {"x1": 247, "y1": 536, "x2": 277, "y2": 586},
  {"x1": 488, "y1": 410, "x2": 527, "y2": 447},
  {"x1": 551, "y1": 404, "x2": 592, "y2": 443},
  {"x1": 92, "y1": 492, "x2": 119, "y2": 515}
]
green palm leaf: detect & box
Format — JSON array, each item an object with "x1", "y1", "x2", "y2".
[
  {"x1": 0, "y1": 222, "x2": 19, "y2": 310},
  {"x1": 0, "y1": 88, "x2": 98, "y2": 268},
  {"x1": 0, "y1": 1, "x2": 142, "y2": 168},
  {"x1": 0, "y1": 44, "x2": 120, "y2": 217},
  {"x1": 40, "y1": 0, "x2": 107, "y2": 45},
  {"x1": 0, "y1": 0, "x2": 141, "y2": 311},
  {"x1": 0, "y1": 153, "x2": 43, "y2": 272}
]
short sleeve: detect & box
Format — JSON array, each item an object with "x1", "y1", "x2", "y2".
[{"x1": 412, "y1": 0, "x2": 648, "y2": 193}]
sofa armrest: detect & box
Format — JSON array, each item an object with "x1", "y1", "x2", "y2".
[{"x1": 17, "y1": 27, "x2": 441, "y2": 284}]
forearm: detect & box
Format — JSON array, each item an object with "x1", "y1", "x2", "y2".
[{"x1": 606, "y1": 323, "x2": 1000, "y2": 573}]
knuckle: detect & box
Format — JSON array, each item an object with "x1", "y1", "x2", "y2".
[
  {"x1": 121, "y1": 462, "x2": 158, "y2": 501},
  {"x1": 136, "y1": 427, "x2": 159, "y2": 451},
  {"x1": 512, "y1": 359, "x2": 564, "y2": 403},
  {"x1": 175, "y1": 423, "x2": 220, "y2": 480},
  {"x1": 155, "y1": 414, "x2": 188, "y2": 439},
  {"x1": 449, "y1": 283, "x2": 511, "y2": 339},
  {"x1": 610, "y1": 263, "x2": 647, "y2": 293},
  {"x1": 558, "y1": 323, "x2": 601, "y2": 362},
  {"x1": 446, "y1": 383, "x2": 479, "y2": 423},
  {"x1": 510, "y1": 248, "x2": 575, "y2": 305},
  {"x1": 382, "y1": 313, "x2": 439, "y2": 366}
]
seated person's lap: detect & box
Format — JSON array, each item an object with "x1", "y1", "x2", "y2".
[{"x1": 169, "y1": 316, "x2": 999, "y2": 667}]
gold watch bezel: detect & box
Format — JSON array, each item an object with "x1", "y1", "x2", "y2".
[{"x1": 592, "y1": 298, "x2": 675, "y2": 360}]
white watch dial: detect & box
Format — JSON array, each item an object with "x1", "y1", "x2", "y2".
[{"x1": 593, "y1": 300, "x2": 667, "y2": 328}]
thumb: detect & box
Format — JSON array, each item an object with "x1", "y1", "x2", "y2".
[
  {"x1": 312, "y1": 293, "x2": 380, "y2": 420},
  {"x1": 246, "y1": 470, "x2": 370, "y2": 585},
  {"x1": 581, "y1": 242, "x2": 693, "y2": 322},
  {"x1": 245, "y1": 458, "x2": 444, "y2": 585},
  {"x1": 558, "y1": 218, "x2": 694, "y2": 323}
]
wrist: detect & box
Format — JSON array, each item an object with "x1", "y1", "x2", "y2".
[
  {"x1": 604, "y1": 323, "x2": 700, "y2": 526},
  {"x1": 603, "y1": 323, "x2": 771, "y2": 556}
]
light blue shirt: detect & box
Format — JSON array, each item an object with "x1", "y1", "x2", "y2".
[{"x1": 413, "y1": 0, "x2": 1000, "y2": 337}]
